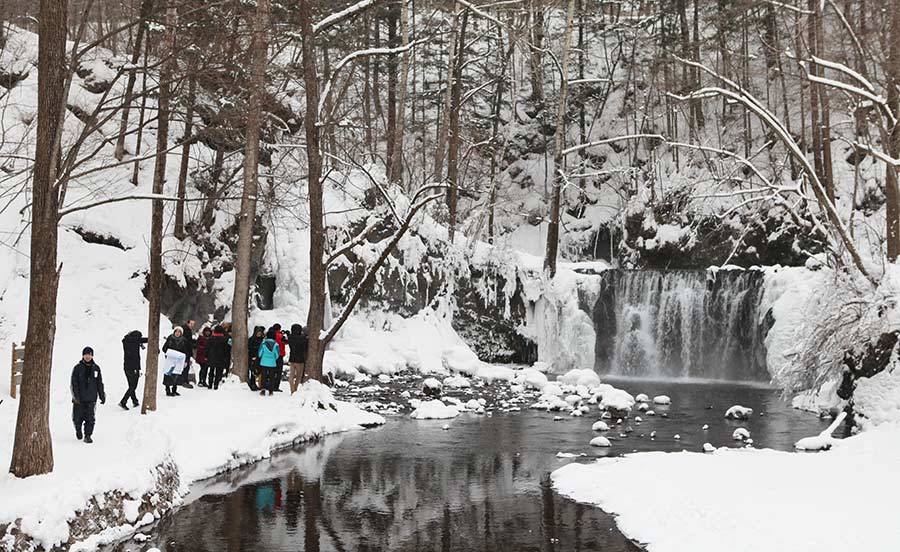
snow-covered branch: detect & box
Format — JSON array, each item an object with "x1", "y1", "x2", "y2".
[
  {"x1": 313, "y1": 0, "x2": 383, "y2": 34},
  {"x1": 326, "y1": 217, "x2": 384, "y2": 267},
  {"x1": 57, "y1": 193, "x2": 238, "y2": 218},
  {"x1": 563, "y1": 134, "x2": 665, "y2": 156}
]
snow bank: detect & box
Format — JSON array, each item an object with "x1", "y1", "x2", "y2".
[
  {"x1": 0, "y1": 381, "x2": 382, "y2": 549},
  {"x1": 552, "y1": 423, "x2": 900, "y2": 552},
  {"x1": 853, "y1": 368, "x2": 900, "y2": 430}
]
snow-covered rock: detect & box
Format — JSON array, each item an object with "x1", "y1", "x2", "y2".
[
  {"x1": 635, "y1": 393, "x2": 650, "y2": 403},
  {"x1": 541, "y1": 383, "x2": 564, "y2": 397},
  {"x1": 590, "y1": 436, "x2": 612, "y2": 447},
  {"x1": 513, "y1": 368, "x2": 549, "y2": 390},
  {"x1": 702, "y1": 443, "x2": 716, "y2": 453},
  {"x1": 592, "y1": 421, "x2": 609, "y2": 432},
  {"x1": 732, "y1": 428, "x2": 751, "y2": 441},
  {"x1": 725, "y1": 405, "x2": 754, "y2": 420},
  {"x1": 600, "y1": 389, "x2": 635, "y2": 413},
  {"x1": 410, "y1": 400, "x2": 459, "y2": 420},
  {"x1": 443, "y1": 374, "x2": 472, "y2": 388},
  {"x1": 559, "y1": 369, "x2": 602, "y2": 388},
  {"x1": 653, "y1": 395, "x2": 671, "y2": 405},
  {"x1": 422, "y1": 377, "x2": 443, "y2": 398}
]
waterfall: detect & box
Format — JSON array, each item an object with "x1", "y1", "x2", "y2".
[{"x1": 585, "y1": 269, "x2": 769, "y2": 381}]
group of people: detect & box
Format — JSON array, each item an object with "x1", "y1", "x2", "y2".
[{"x1": 70, "y1": 319, "x2": 310, "y2": 444}]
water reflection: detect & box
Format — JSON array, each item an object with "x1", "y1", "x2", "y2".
[{"x1": 119, "y1": 381, "x2": 828, "y2": 552}]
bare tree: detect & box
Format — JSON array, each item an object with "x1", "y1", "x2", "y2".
[
  {"x1": 231, "y1": 0, "x2": 270, "y2": 383},
  {"x1": 8, "y1": 0, "x2": 68, "y2": 478},
  {"x1": 544, "y1": 0, "x2": 576, "y2": 277},
  {"x1": 142, "y1": 3, "x2": 177, "y2": 414}
]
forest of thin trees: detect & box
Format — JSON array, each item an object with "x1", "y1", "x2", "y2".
[{"x1": 5, "y1": 0, "x2": 900, "y2": 476}]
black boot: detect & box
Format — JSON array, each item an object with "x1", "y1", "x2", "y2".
[
  {"x1": 84, "y1": 435, "x2": 93, "y2": 444},
  {"x1": 76, "y1": 428, "x2": 83, "y2": 440},
  {"x1": 118, "y1": 401, "x2": 129, "y2": 411}
]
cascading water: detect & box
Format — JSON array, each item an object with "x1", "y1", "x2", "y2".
[{"x1": 586, "y1": 269, "x2": 769, "y2": 381}]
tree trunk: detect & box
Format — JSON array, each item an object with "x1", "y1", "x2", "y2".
[
  {"x1": 446, "y1": 8, "x2": 468, "y2": 243},
  {"x1": 174, "y1": 73, "x2": 195, "y2": 241},
  {"x1": 389, "y1": 0, "x2": 410, "y2": 187},
  {"x1": 9, "y1": 0, "x2": 67, "y2": 478},
  {"x1": 141, "y1": 5, "x2": 177, "y2": 415},
  {"x1": 230, "y1": 0, "x2": 269, "y2": 383},
  {"x1": 529, "y1": 0, "x2": 545, "y2": 108},
  {"x1": 807, "y1": 0, "x2": 825, "y2": 188},
  {"x1": 433, "y1": 5, "x2": 460, "y2": 180},
  {"x1": 299, "y1": 0, "x2": 327, "y2": 382},
  {"x1": 886, "y1": 0, "x2": 900, "y2": 261},
  {"x1": 815, "y1": 0, "x2": 835, "y2": 201},
  {"x1": 544, "y1": 0, "x2": 576, "y2": 277},
  {"x1": 385, "y1": 5, "x2": 398, "y2": 182},
  {"x1": 131, "y1": 36, "x2": 151, "y2": 185},
  {"x1": 115, "y1": 0, "x2": 154, "y2": 161}
]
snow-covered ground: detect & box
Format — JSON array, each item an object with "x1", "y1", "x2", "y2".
[
  {"x1": 553, "y1": 414, "x2": 900, "y2": 552},
  {"x1": 0, "y1": 380, "x2": 383, "y2": 550}
]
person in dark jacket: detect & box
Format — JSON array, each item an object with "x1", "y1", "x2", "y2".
[
  {"x1": 120, "y1": 330, "x2": 147, "y2": 410},
  {"x1": 258, "y1": 328, "x2": 281, "y2": 396},
  {"x1": 196, "y1": 326, "x2": 212, "y2": 387},
  {"x1": 205, "y1": 325, "x2": 231, "y2": 390},
  {"x1": 287, "y1": 324, "x2": 308, "y2": 393},
  {"x1": 180, "y1": 319, "x2": 196, "y2": 388},
  {"x1": 71, "y1": 347, "x2": 105, "y2": 443},
  {"x1": 162, "y1": 327, "x2": 189, "y2": 396},
  {"x1": 247, "y1": 326, "x2": 265, "y2": 391}
]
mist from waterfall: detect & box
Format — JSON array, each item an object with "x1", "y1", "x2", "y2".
[{"x1": 588, "y1": 269, "x2": 770, "y2": 381}]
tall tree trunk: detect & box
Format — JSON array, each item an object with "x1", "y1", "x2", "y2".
[
  {"x1": 529, "y1": 0, "x2": 545, "y2": 108},
  {"x1": 142, "y1": 4, "x2": 177, "y2": 415},
  {"x1": 446, "y1": 8, "x2": 468, "y2": 243},
  {"x1": 9, "y1": 0, "x2": 68, "y2": 478},
  {"x1": 886, "y1": 0, "x2": 900, "y2": 261},
  {"x1": 389, "y1": 0, "x2": 410, "y2": 187},
  {"x1": 691, "y1": 0, "x2": 704, "y2": 129},
  {"x1": 544, "y1": 0, "x2": 576, "y2": 277},
  {"x1": 385, "y1": 5, "x2": 398, "y2": 181},
  {"x1": 231, "y1": 0, "x2": 269, "y2": 383},
  {"x1": 433, "y1": 5, "x2": 460, "y2": 180},
  {"x1": 115, "y1": 0, "x2": 154, "y2": 161},
  {"x1": 300, "y1": 0, "x2": 327, "y2": 382},
  {"x1": 807, "y1": 0, "x2": 825, "y2": 189},
  {"x1": 815, "y1": 0, "x2": 835, "y2": 201},
  {"x1": 362, "y1": 15, "x2": 374, "y2": 161},
  {"x1": 174, "y1": 73, "x2": 195, "y2": 240}
]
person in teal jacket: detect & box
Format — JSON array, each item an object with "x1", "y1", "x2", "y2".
[{"x1": 258, "y1": 328, "x2": 280, "y2": 396}]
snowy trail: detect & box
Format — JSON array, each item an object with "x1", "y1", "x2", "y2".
[
  {"x1": 552, "y1": 422, "x2": 900, "y2": 552},
  {"x1": 0, "y1": 380, "x2": 383, "y2": 549}
]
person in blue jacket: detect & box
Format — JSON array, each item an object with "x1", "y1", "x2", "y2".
[
  {"x1": 71, "y1": 347, "x2": 105, "y2": 443},
  {"x1": 258, "y1": 328, "x2": 281, "y2": 396}
]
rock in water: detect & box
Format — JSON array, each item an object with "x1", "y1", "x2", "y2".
[
  {"x1": 635, "y1": 393, "x2": 650, "y2": 403},
  {"x1": 725, "y1": 405, "x2": 754, "y2": 420},
  {"x1": 590, "y1": 436, "x2": 612, "y2": 447},
  {"x1": 733, "y1": 427, "x2": 751, "y2": 441},
  {"x1": 702, "y1": 443, "x2": 716, "y2": 453},
  {"x1": 592, "y1": 421, "x2": 609, "y2": 431},
  {"x1": 653, "y1": 395, "x2": 671, "y2": 405},
  {"x1": 423, "y1": 377, "x2": 443, "y2": 398}
]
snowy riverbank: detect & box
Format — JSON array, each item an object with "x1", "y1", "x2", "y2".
[
  {"x1": 0, "y1": 380, "x2": 383, "y2": 551},
  {"x1": 552, "y1": 417, "x2": 900, "y2": 552}
]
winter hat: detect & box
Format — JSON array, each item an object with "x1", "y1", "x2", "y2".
[
  {"x1": 82, "y1": 346, "x2": 94, "y2": 356},
  {"x1": 173, "y1": 326, "x2": 183, "y2": 335}
]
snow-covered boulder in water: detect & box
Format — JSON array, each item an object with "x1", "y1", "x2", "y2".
[
  {"x1": 423, "y1": 377, "x2": 443, "y2": 398},
  {"x1": 732, "y1": 428, "x2": 751, "y2": 441},
  {"x1": 443, "y1": 374, "x2": 471, "y2": 389},
  {"x1": 600, "y1": 389, "x2": 635, "y2": 415},
  {"x1": 513, "y1": 368, "x2": 549, "y2": 390},
  {"x1": 725, "y1": 405, "x2": 753, "y2": 420},
  {"x1": 590, "y1": 436, "x2": 612, "y2": 447},
  {"x1": 635, "y1": 393, "x2": 649, "y2": 403},
  {"x1": 559, "y1": 369, "x2": 602, "y2": 388},
  {"x1": 410, "y1": 400, "x2": 460, "y2": 420},
  {"x1": 652, "y1": 395, "x2": 671, "y2": 405},
  {"x1": 592, "y1": 421, "x2": 609, "y2": 432}
]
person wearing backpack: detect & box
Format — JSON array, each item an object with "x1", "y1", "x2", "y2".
[{"x1": 258, "y1": 328, "x2": 281, "y2": 396}]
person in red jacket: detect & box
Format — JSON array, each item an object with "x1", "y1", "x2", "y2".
[{"x1": 196, "y1": 326, "x2": 211, "y2": 387}]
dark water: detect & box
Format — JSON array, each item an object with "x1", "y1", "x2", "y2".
[{"x1": 113, "y1": 379, "x2": 831, "y2": 552}]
